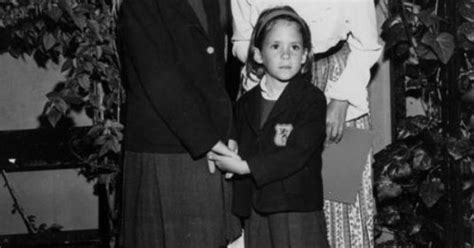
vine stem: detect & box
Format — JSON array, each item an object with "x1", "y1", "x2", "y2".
[
  {"x1": 400, "y1": 0, "x2": 420, "y2": 57},
  {"x1": 1, "y1": 169, "x2": 36, "y2": 234}
]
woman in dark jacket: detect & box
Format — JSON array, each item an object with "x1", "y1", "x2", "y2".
[{"x1": 118, "y1": 0, "x2": 239, "y2": 247}]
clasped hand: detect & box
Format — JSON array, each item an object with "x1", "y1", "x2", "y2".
[{"x1": 206, "y1": 140, "x2": 250, "y2": 177}]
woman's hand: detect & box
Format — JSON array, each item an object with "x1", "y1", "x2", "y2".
[
  {"x1": 225, "y1": 139, "x2": 239, "y2": 178},
  {"x1": 208, "y1": 152, "x2": 250, "y2": 176},
  {"x1": 326, "y1": 99, "x2": 349, "y2": 144}
]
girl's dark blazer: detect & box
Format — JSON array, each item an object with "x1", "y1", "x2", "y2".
[
  {"x1": 119, "y1": 0, "x2": 232, "y2": 158},
  {"x1": 232, "y1": 75, "x2": 327, "y2": 217}
]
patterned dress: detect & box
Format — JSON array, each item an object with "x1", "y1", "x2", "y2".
[{"x1": 312, "y1": 42, "x2": 375, "y2": 248}]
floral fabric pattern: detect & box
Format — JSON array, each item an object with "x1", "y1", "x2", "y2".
[{"x1": 311, "y1": 42, "x2": 375, "y2": 248}]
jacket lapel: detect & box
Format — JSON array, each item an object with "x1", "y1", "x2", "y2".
[
  {"x1": 242, "y1": 76, "x2": 305, "y2": 133},
  {"x1": 167, "y1": 0, "x2": 210, "y2": 39},
  {"x1": 261, "y1": 77, "x2": 303, "y2": 128},
  {"x1": 243, "y1": 89, "x2": 262, "y2": 134}
]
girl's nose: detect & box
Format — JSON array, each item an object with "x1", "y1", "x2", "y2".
[{"x1": 281, "y1": 48, "x2": 290, "y2": 59}]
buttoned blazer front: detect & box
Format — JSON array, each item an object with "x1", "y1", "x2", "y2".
[
  {"x1": 119, "y1": 0, "x2": 232, "y2": 158},
  {"x1": 232, "y1": 75, "x2": 327, "y2": 217}
]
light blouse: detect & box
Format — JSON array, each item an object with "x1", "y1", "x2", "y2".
[{"x1": 231, "y1": 0, "x2": 383, "y2": 121}]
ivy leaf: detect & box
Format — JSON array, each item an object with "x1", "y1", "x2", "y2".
[
  {"x1": 114, "y1": 129, "x2": 123, "y2": 141},
  {"x1": 105, "y1": 120, "x2": 124, "y2": 130},
  {"x1": 457, "y1": 22, "x2": 474, "y2": 50},
  {"x1": 87, "y1": 124, "x2": 104, "y2": 137},
  {"x1": 94, "y1": 135, "x2": 107, "y2": 146},
  {"x1": 9, "y1": 48, "x2": 21, "y2": 59},
  {"x1": 412, "y1": 148, "x2": 433, "y2": 171},
  {"x1": 46, "y1": 92, "x2": 68, "y2": 113},
  {"x1": 54, "y1": 44, "x2": 63, "y2": 54},
  {"x1": 87, "y1": 20, "x2": 103, "y2": 42},
  {"x1": 416, "y1": 44, "x2": 438, "y2": 60},
  {"x1": 89, "y1": 92, "x2": 101, "y2": 108},
  {"x1": 417, "y1": 8, "x2": 440, "y2": 31},
  {"x1": 447, "y1": 137, "x2": 472, "y2": 160},
  {"x1": 77, "y1": 73, "x2": 91, "y2": 91},
  {"x1": 101, "y1": 44, "x2": 114, "y2": 55},
  {"x1": 83, "y1": 61, "x2": 94, "y2": 72},
  {"x1": 53, "y1": 97, "x2": 68, "y2": 114},
  {"x1": 458, "y1": 22, "x2": 474, "y2": 43},
  {"x1": 62, "y1": 93, "x2": 83, "y2": 106},
  {"x1": 459, "y1": 0, "x2": 474, "y2": 22},
  {"x1": 98, "y1": 137, "x2": 120, "y2": 156},
  {"x1": 35, "y1": 20, "x2": 45, "y2": 31},
  {"x1": 378, "y1": 205, "x2": 401, "y2": 227},
  {"x1": 377, "y1": 177, "x2": 403, "y2": 201},
  {"x1": 419, "y1": 180, "x2": 444, "y2": 207},
  {"x1": 47, "y1": 6, "x2": 63, "y2": 22},
  {"x1": 42, "y1": 32, "x2": 56, "y2": 50},
  {"x1": 99, "y1": 143, "x2": 110, "y2": 157},
  {"x1": 95, "y1": 45, "x2": 102, "y2": 59},
  {"x1": 110, "y1": 137, "x2": 121, "y2": 153},
  {"x1": 47, "y1": 223, "x2": 63, "y2": 232},
  {"x1": 46, "y1": 106, "x2": 62, "y2": 127},
  {"x1": 381, "y1": 15, "x2": 409, "y2": 51},
  {"x1": 421, "y1": 31, "x2": 455, "y2": 64},
  {"x1": 462, "y1": 179, "x2": 474, "y2": 191},
  {"x1": 387, "y1": 161, "x2": 413, "y2": 181},
  {"x1": 72, "y1": 14, "x2": 87, "y2": 30},
  {"x1": 58, "y1": 0, "x2": 74, "y2": 18},
  {"x1": 37, "y1": 223, "x2": 47, "y2": 232},
  {"x1": 75, "y1": 4, "x2": 96, "y2": 15}
]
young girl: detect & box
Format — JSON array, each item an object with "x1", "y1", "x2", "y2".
[
  {"x1": 209, "y1": 6, "x2": 329, "y2": 247},
  {"x1": 232, "y1": 2, "x2": 382, "y2": 246}
]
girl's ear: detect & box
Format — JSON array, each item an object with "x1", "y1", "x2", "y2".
[
  {"x1": 301, "y1": 49, "x2": 308, "y2": 64},
  {"x1": 253, "y1": 47, "x2": 264, "y2": 64}
]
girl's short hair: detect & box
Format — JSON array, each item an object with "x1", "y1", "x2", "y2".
[{"x1": 246, "y1": 6, "x2": 313, "y2": 79}]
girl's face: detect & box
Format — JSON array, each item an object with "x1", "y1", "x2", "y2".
[{"x1": 254, "y1": 20, "x2": 308, "y2": 84}]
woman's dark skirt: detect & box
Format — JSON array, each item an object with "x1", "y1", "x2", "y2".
[{"x1": 120, "y1": 151, "x2": 240, "y2": 248}]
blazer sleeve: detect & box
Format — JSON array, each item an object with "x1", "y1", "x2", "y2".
[
  {"x1": 121, "y1": 0, "x2": 220, "y2": 157},
  {"x1": 247, "y1": 91, "x2": 327, "y2": 187}
]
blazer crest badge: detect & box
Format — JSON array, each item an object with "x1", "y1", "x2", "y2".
[{"x1": 274, "y1": 123, "x2": 293, "y2": 147}]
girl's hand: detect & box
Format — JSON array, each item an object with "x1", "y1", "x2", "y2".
[
  {"x1": 212, "y1": 141, "x2": 240, "y2": 158},
  {"x1": 225, "y1": 139, "x2": 239, "y2": 179},
  {"x1": 326, "y1": 99, "x2": 349, "y2": 144},
  {"x1": 228, "y1": 139, "x2": 238, "y2": 154},
  {"x1": 207, "y1": 140, "x2": 240, "y2": 174},
  {"x1": 208, "y1": 152, "x2": 250, "y2": 175}
]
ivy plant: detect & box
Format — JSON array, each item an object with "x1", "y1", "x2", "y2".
[
  {"x1": 375, "y1": 0, "x2": 474, "y2": 247},
  {"x1": 1, "y1": 0, "x2": 123, "y2": 175},
  {"x1": 1, "y1": 0, "x2": 123, "y2": 245}
]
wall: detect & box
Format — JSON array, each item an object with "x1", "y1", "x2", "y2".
[
  {"x1": 369, "y1": 0, "x2": 392, "y2": 153},
  {"x1": 0, "y1": 54, "x2": 97, "y2": 234}
]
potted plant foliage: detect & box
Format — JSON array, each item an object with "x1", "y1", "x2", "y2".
[
  {"x1": 375, "y1": 0, "x2": 473, "y2": 247},
  {"x1": 0, "y1": 0, "x2": 123, "y2": 245}
]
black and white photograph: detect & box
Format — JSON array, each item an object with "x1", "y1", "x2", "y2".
[{"x1": 0, "y1": 0, "x2": 472, "y2": 247}]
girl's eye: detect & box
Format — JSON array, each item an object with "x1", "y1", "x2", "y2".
[
  {"x1": 291, "y1": 45, "x2": 301, "y2": 51},
  {"x1": 270, "y1": 44, "x2": 279, "y2": 50}
]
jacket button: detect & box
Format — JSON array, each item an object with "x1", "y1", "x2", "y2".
[{"x1": 206, "y1": 46, "x2": 215, "y2": 54}]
